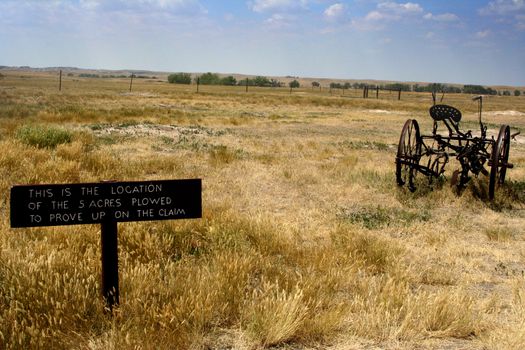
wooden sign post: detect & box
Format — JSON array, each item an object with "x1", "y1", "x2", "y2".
[{"x1": 10, "y1": 179, "x2": 202, "y2": 310}]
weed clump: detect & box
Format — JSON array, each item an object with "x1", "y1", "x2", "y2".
[
  {"x1": 485, "y1": 227, "x2": 514, "y2": 241},
  {"x1": 16, "y1": 125, "x2": 72, "y2": 149},
  {"x1": 337, "y1": 205, "x2": 431, "y2": 229},
  {"x1": 208, "y1": 145, "x2": 244, "y2": 165}
]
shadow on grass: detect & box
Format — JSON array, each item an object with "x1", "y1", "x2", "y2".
[
  {"x1": 443, "y1": 177, "x2": 525, "y2": 211},
  {"x1": 484, "y1": 180, "x2": 525, "y2": 211},
  {"x1": 394, "y1": 175, "x2": 446, "y2": 204}
]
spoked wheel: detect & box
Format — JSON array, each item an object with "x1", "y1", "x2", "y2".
[
  {"x1": 489, "y1": 125, "x2": 511, "y2": 200},
  {"x1": 396, "y1": 119, "x2": 422, "y2": 192},
  {"x1": 427, "y1": 153, "x2": 448, "y2": 184}
]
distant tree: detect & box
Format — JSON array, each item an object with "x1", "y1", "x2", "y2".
[
  {"x1": 385, "y1": 83, "x2": 411, "y2": 92},
  {"x1": 220, "y1": 75, "x2": 237, "y2": 86},
  {"x1": 239, "y1": 78, "x2": 255, "y2": 86},
  {"x1": 254, "y1": 76, "x2": 271, "y2": 87},
  {"x1": 79, "y1": 73, "x2": 100, "y2": 78},
  {"x1": 463, "y1": 84, "x2": 484, "y2": 94},
  {"x1": 445, "y1": 86, "x2": 462, "y2": 93},
  {"x1": 195, "y1": 72, "x2": 220, "y2": 85},
  {"x1": 514, "y1": 90, "x2": 521, "y2": 96},
  {"x1": 289, "y1": 80, "x2": 300, "y2": 89},
  {"x1": 343, "y1": 82, "x2": 351, "y2": 89},
  {"x1": 413, "y1": 83, "x2": 459, "y2": 94},
  {"x1": 330, "y1": 82, "x2": 342, "y2": 89},
  {"x1": 463, "y1": 84, "x2": 497, "y2": 95},
  {"x1": 503, "y1": 90, "x2": 511, "y2": 96},
  {"x1": 269, "y1": 79, "x2": 282, "y2": 87},
  {"x1": 311, "y1": 81, "x2": 320, "y2": 88},
  {"x1": 168, "y1": 73, "x2": 192, "y2": 84}
]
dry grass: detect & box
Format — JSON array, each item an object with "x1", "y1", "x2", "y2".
[{"x1": 1, "y1": 70, "x2": 525, "y2": 349}]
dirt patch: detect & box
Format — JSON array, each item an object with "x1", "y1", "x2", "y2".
[
  {"x1": 367, "y1": 109, "x2": 393, "y2": 114},
  {"x1": 118, "y1": 92, "x2": 159, "y2": 98},
  {"x1": 484, "y1": 127, "x2": 525, "y2": 144},
  {"x1": 485, "y1": 110, "x2": 525, "y2": 117},
  {"x1": 89, "y1": 123, "x2": 225, "y2": 138}
]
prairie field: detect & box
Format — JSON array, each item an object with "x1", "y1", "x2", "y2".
[{"x1": 1, "y1": 70, "x2": 525, "y2": 349}]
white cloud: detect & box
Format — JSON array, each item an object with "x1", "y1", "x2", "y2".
[
  {"x1": 365, "y1": 11, "x2": 386, "y2": 21},
  {"x1": 475, "y1": 30, "x2": 491, "y2": 38},
  {"x1": 377, "y1": 2, "x2": 423, "y2": 15},
  {"x1": 324, "y1": 3, "x2": 346, "y2": 22},
  {"x1": 1, "y1": 0, "x2": 207, "y2": 15},
  {"x1": 249, "y1": 0, "x2": 308, "y2": 13},
  {"x1": 353, "y1": 1, "x2": 423, "y2": 29},
  {"x1": 8, "y1": 0, "x2": 206, "y2": 11},
  {"x1": 479, "y1": 0, "x2": 525, "y2": 30},
  {"x1": 423, "y1": 12, "x2": 459, "y2": 22},
  {"x1": 517, "y1": 14, "x2": 525, "y2": 30},
  {"x1": 364, "y1": 2, "x2": 423, "y2": 22},
  {"x1": 264, "y1": 13, "x2": 295, "y2": 27},
  {"x1": 479, "y1": 0, "x2": 525, "y2": 15},
  {"x1": 0, "y1": 0, "x2": 210, "y2": 35},
  {"x1": 109, "y1": 0, "x2": 207, "y2": 14},
  {"x1": 80, "y1": 0, "x2": 100, "y2": 10}
]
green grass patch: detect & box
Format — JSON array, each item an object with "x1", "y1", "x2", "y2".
[
  {"x1": 337, "y1": 205, "x2": 431, "y2": 229},
  {"x1": 337, "y1": 140, "x2": 393, "y2": 151},
  {"x1": 15, "y1": 125, "x2": 72, "y2": 149}
]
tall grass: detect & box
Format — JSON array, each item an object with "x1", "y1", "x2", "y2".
[
  {"x1": 0, "y1": 71, "x2": 524, "y2": 349},
  {"x1": 15, "y1": 125, "x2": 72, "y2": 149}
]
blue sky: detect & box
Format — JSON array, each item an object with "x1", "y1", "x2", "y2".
[{"x1": 1, "y1": 0, "x2": 524, "y2": 86}]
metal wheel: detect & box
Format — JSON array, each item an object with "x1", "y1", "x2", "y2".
[
  {"x1": 396, "y1": 119, "x2": 422, "y2": 192},
  {"x1": 489, "y1": 125, "x2": 510, "y2": 200},
  {"x1": 427, "y1": 153, "x2": 448, "y2": 184}
]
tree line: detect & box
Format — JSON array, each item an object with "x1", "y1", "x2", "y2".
[
  {"x1": 324, "y1": 81, "x2": 520, "y2": 96},
  {"x1": 168, "y1": 72, "x2": 300, "y2": 88},
  {"x1": 77, "y1": 73, "x2": 157, "y2": 79},
  {"x1": 167, "y1": 72, "x2": 521, "y2": 96}
]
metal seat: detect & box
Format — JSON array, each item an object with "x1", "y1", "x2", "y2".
[{"x1": 429, "y1": 104, "x2": 462, "y2": 122}]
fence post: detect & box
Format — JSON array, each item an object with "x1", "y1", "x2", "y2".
[
  {"x1": 376, "y1": 87, "x2": 379, "y2": 99},
  {"x1": 398, "y1": 89, "x2": 401, "y2": 100},
  {"x1": 129, "y1": 74, "x2": 134, "y2": 92},
  {"x1": 59, "y1": 70, "x2": 62, "y2": 92}
]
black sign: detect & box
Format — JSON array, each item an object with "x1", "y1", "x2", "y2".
[{"x1": 10, "y1": 179, "x2": 202, "y2": 228}]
